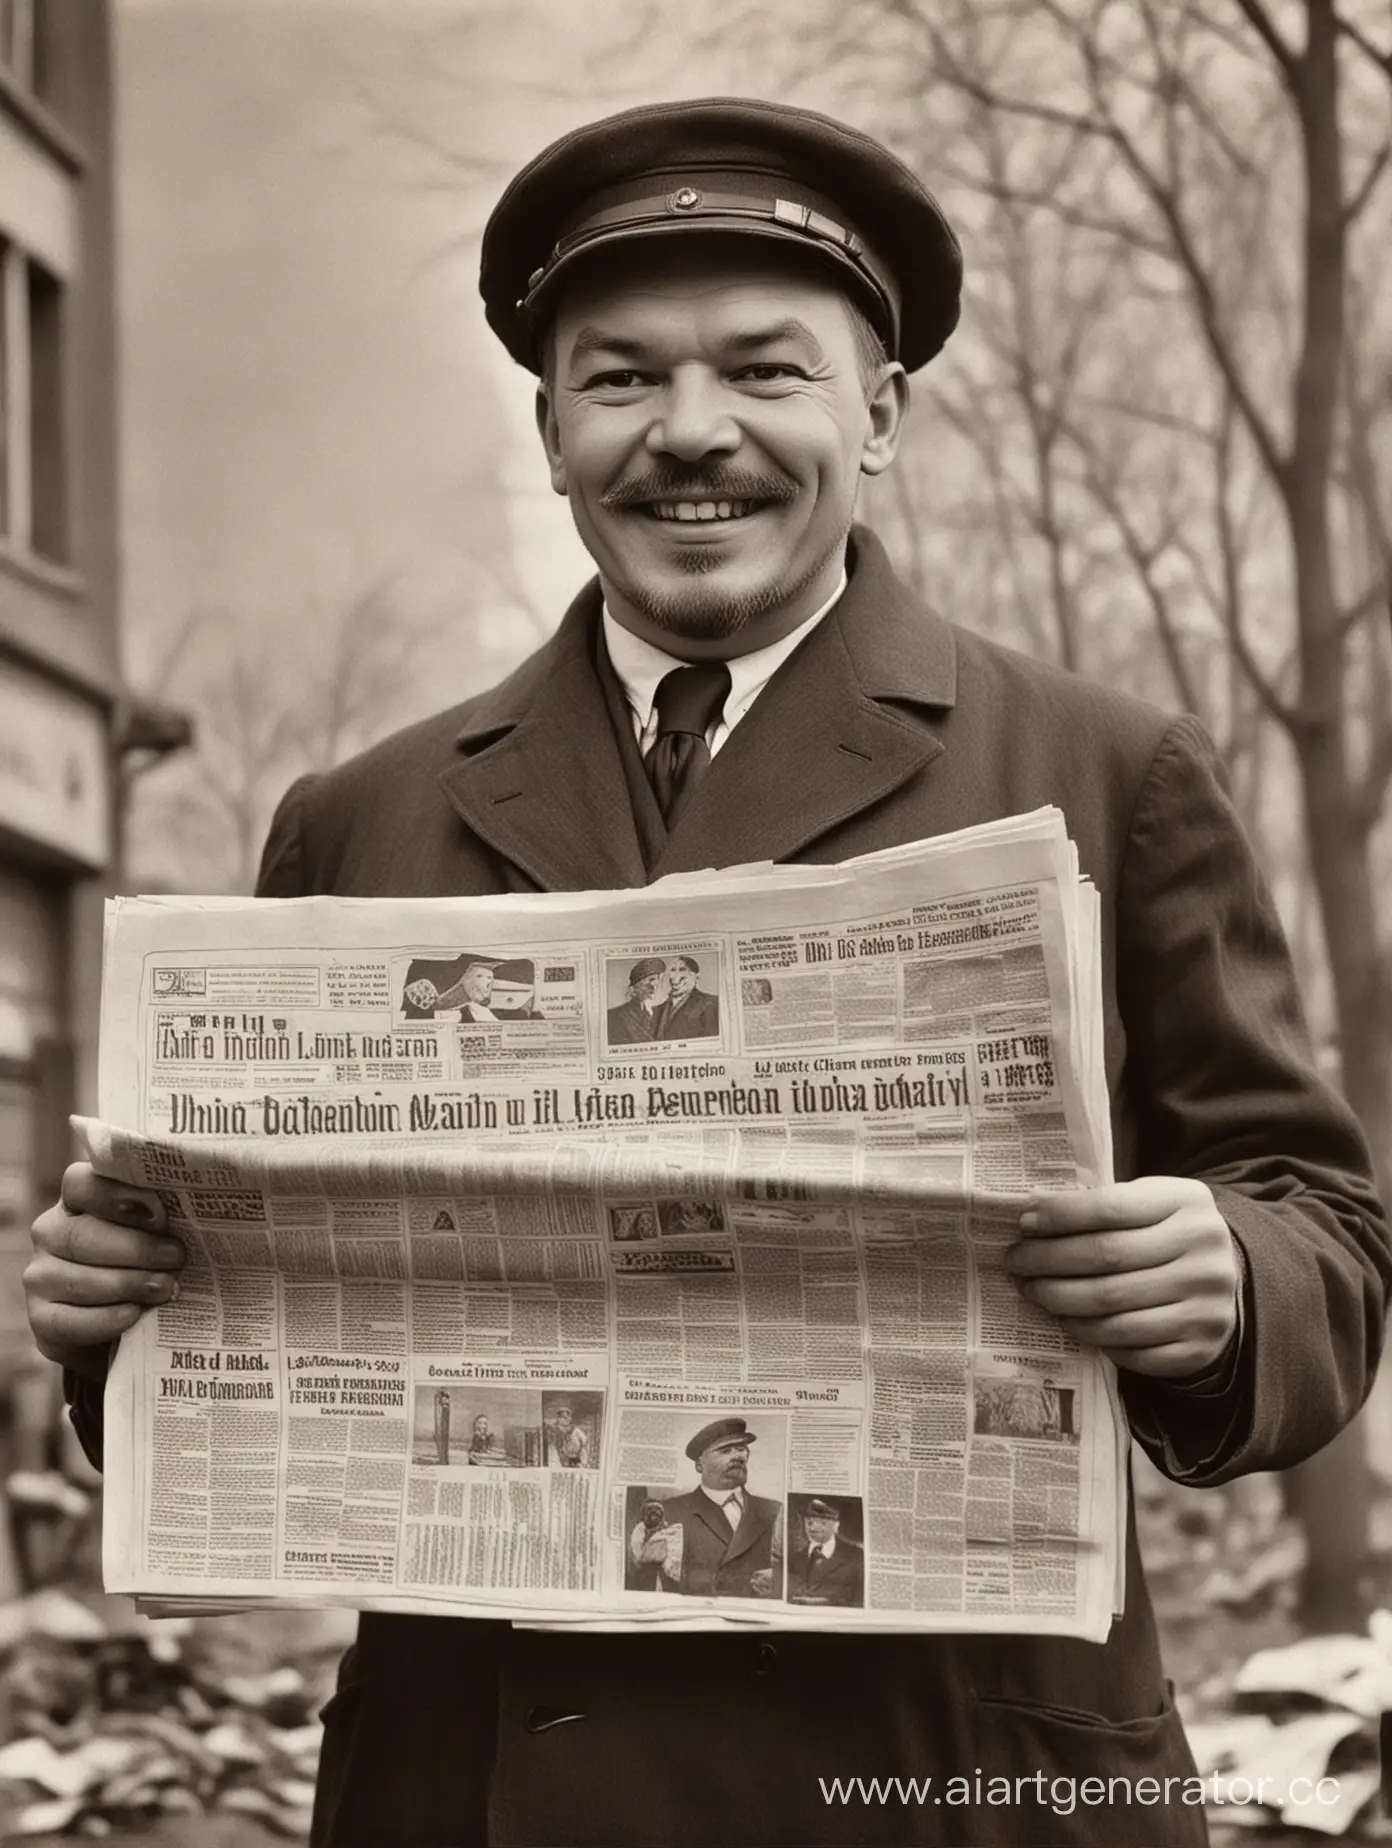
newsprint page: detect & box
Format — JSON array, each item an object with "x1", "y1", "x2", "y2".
[{"x1": 82, "y1": 810, "x2": 1127, "y2": 1641}]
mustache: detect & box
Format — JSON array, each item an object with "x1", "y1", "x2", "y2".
[{"x1": 600, "y1": 469, "x2": 796, "y2": 510}]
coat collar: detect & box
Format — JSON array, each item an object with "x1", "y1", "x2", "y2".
[
  {"x1": 685, "y1": 1488, "x2": 779, "y2": 1561},
  {"x1": 437, "y1": 525, "x2": 956, "y2": 891}
]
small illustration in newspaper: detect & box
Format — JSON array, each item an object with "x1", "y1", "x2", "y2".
[
  {"x1": 608, "y1": 1205, "x2": 659, "y2": 1243},
  {"x1": 658, "y1": 1199, "x2": 725, "y2": 1237},
  {"x1": 604, "y1": 953, "x2": 721, "y2": 1048},
  {"x1": 400, "y1": 954, "x2": 544, "y2": 1023},
  {"x1": 541, "y1": 1391, "x2": 602, "y2": 1469},
  {"x1": 972, "y1": 1375, "x2": 1079, "y2": 1442},
  {"x1": 622, "y1": 1414, "x2": 785, "y2": 1599},
  {"x1": 786, "y1": 1494, "x2": 865, "y2": 1608},
  {"x1": 411, "y1": 1384, "x2": 604, "y2": 1468}
]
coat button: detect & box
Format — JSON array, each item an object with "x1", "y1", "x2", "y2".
[
  {"x1": 525, "y1": 1705, "x2": 586, "y2": 1733},
  {"x1": 750, "y1": 1642, "x2": 779, "y2": 1681}
]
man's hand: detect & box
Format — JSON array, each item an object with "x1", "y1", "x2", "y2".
[
  {"x1": 1005, "y1": 1177, "x2": 1239, "y2": 1381},
  {"x1": 26, "y1": 1164, "x2": 185, "y2": 1382}
]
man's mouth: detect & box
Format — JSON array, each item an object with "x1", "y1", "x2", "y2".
[{"x1": 642, "y1": 499, "x2": 766, "y2": 523}]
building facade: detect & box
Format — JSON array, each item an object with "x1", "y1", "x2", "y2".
[{"x1": 0, "y1": 1, "x2": 119, "y2": 1384}]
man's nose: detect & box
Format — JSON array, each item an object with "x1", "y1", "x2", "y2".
[{"x1": 646, "y1": 368, "x2": 740, "y2": 463}]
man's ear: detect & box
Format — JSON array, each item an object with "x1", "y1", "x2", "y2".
[
  {"x1": 535, "y1": 385, "x2": 567, "y2": 496},
  {"x1": 860, "y1": 365, "x2": 910, "y2": 479}
]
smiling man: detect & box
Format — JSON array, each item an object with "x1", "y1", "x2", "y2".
[{"x1": 26, "y1": 98, "x2": 1390, "y2": 1848}]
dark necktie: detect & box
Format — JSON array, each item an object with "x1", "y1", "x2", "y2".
[
  {"x1": 807, "y1": 1545, "x2": 825, "y2": 1582},
  {"x1": 645, "y1": 663, "x2": 732, "y2": 825}
]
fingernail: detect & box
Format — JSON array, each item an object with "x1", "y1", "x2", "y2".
[
  {"x1": 1019, "y1": 1211, "x2": 1040, "y2": 1233},
  {"x1": 155, "y1": 1240, "x2": 184, "y2": 1263}
]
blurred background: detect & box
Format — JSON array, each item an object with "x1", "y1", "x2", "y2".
[{"x1": 0, "y1": 0, "x2": 1389, "y2": 1838}]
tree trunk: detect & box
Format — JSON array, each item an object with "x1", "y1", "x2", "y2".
[{"x1": 1279, "y1": 3, "x2": 1389, "y2": 1628}]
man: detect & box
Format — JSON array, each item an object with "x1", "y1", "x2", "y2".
[
  {"x1": 467, "y1": 1411, "x2": 507, "y2": 1466},
  {"x1": 25, "y1": 97, "x2": 1388, "y2": 1847},
  {"x1": 605, "y1": 955, "x2": 669, "y2": 1046},
  {"x1": 658, "y1": 954, "x2": 720, "y2": 1040},
  {"x1": 543, "y1": 1401, "x2": 589, "y2": 1469},
  {"x1": 788, "y1": 1497, "x2": 864, "y2": 1607},
  {"x1": 628, "y1": 1417, "x2": 782, "y2": 1598}
]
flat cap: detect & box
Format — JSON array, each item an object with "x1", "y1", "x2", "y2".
[
  {"x1": 805, "y1": 1498, "x2": 841, "y2": 1520},
  {"x1": 480, "y1": 98, "x2": 961, "y2": 374},
  {"x1": 628, "y1": 956, "x2": 668, "y2": 985},
  {"x1": 685, "y1": 1416, "x2": 756, "y2": 1461}
]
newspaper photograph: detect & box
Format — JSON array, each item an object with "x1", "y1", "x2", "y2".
[{"x1": 83, "y1": 809, "x2": 1127, "y2": 1640}]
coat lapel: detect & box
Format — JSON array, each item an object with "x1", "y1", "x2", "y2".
[
  {"x1": 723, "y1": 1495, "x2": 776, "y2": 1565},
  {"x1": 650, "y1": 527, "x2": 957, "y2": 877},
  {"x1": 436, "y1": 527, "x2": 957, "y2": 891},
  {"x1": 436, "y1": 587, "x2": 649, "y2": 893}
]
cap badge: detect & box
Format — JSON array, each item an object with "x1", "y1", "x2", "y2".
[{"x1": 669, "y1": 186, "x2": 702, "y2": 212}]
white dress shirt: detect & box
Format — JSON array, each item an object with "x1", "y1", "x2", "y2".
[
  {"x1": 602, "y1": 571, "x2": 848, "y2": 758},
  {"x1": 700, "y1": 1483, "x2": 747, "y2": 1531}
]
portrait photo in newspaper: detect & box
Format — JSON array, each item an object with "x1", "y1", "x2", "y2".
[
  {"x1": 786, "y1": 1493, "x2": 866, "y2": 1608},
  {"x1": 603, "y1": 951, "x2": 721, "y2": 1048},
  {"x1": 622, "y1": 1413, "x2": 786, "y2": 1599},
  {"x1": 411, "y1": 1384, "x2": 604, "y2": 1470},
  {"x1": 399, "y1": 953, "x2": 544, "y2": 1022}
]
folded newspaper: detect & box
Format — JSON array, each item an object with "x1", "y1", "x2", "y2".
[{"x1": 82, "y1": 809, "x2": 1127, "y2": 1640}]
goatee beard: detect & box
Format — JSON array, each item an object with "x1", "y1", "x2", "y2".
[{"x1": 618, "y1": 525, "x2": 849, "y2": 642}]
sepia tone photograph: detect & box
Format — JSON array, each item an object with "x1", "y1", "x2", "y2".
[{"x1": 4, "y1": 2, "x2": 1391, "y2": 1845}]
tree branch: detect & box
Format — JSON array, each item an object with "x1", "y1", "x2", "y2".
[
  {"x1": 1338, "y1": 577, "x2": 1392, "y2": 639},
  {"x1": 1232, "y1": 0, "x2": 1298, "y2": 75},
  {"x1": 1334, "y1": 10, "x2": 1392, "y2": 83},
  {"x1": 1343, "y1": 137, "x2": 1392, "y2": 224}
]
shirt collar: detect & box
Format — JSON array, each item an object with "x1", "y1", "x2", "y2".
[
  {"x1": 601, "y1": 570, "x2": 848, "y2": 737},
  {"x1": 700, "y1": 1483, "x2": 745, "y2": 1511}
]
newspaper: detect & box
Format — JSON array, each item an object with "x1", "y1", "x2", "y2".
[{"x1": 81, "y1": 809, "x2": 1127, "y2": 1640}]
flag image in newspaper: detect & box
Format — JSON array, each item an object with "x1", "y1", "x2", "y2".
[{"x1": 84, "y1": 809, "x2": 1127, "y2": 1639}]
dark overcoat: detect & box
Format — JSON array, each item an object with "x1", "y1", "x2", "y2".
[
  {"x1": 659, "y1": 1487, "x2": 782, "y2": 1597},
  {"x1": 789, "y1": 1533, "x2": 865, "y2": 1607},
  {"x1": 71, "y1": 527, "x2": 1388, "y2": 1847},
  {"x1": 660, "y1": 986, "x2": 720, "y2": 1040}
]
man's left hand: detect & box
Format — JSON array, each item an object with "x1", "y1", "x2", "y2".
[{"x1": 1006, "y1": 1177, "x2": 1239, "y2": 1381}]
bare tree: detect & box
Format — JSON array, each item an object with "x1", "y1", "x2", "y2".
[{"x1": 699, "y1": 0, "x2": 1392, "y2": 1625}]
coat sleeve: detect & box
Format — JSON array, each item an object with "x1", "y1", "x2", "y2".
[
  {"x1": 63, "y1": 775, "x2": 322, "y2": 1470},
  {"x1": 1114, "y1": 714, "x2": 1390, "y2": 1484}
]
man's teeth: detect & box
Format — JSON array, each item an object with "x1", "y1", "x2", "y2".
[{"x1": 649, "y1": 499, "x2": 760, "y2": 522}]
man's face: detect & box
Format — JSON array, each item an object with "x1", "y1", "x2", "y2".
[
  {"x1": 553, "y1": 1407, "x2": 572, "y2": 1432},
  {"x1": 805, "y1": 1512, "x2": 837, "y2": 1546},
  {"x1": 637, "y1": 971, "x2": 667, "y2": 1006},
  {"x1": 698, "y1": 1434, "x2": 750, "y2": 1491},
  {"x1": 666, "y1": 960, "x2": 696, "y2": 1003},
  {"x1": 474, "y1": 1415, "x2": 490, "y2": 1438},
  {"x1": 462, "y1": 965, "x2": 494, "y2": 1005},
  {"x1": 538, "y1": 239, "x2": 906, "y2": 655}
]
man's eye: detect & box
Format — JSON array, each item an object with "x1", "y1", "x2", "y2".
[
  {"x1": 736, "y1": 363, "x2": 800, "y2": 382},
  {"x1": 584, "y1": 369, "x2": 648, "y2": 390}
]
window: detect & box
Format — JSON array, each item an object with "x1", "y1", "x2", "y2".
[
  {"x1": 0, "y1": 0, "x2": 43, "y2": 95},
  {"x1": 0, "y1": 236, "x2": 66, "y2": 564}
]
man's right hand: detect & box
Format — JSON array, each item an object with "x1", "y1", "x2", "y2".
[{"x1": 26, "y1": 1164, "x2": 185, "y2": 1381}]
